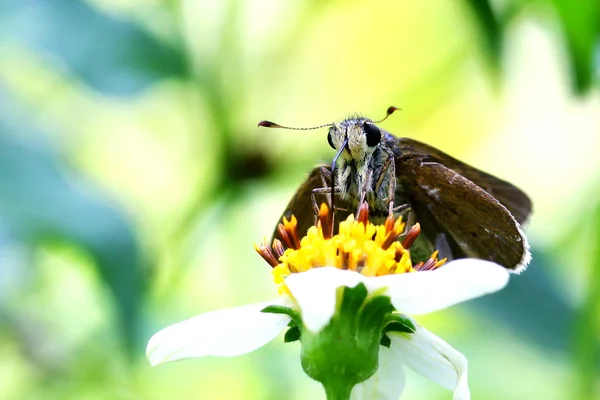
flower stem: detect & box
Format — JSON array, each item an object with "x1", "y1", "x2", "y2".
[{"x1": 322, "y1": 378, "x2": 354, "y2": 400}]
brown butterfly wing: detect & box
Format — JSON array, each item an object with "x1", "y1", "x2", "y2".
[
  {"x1": 394, "y1": 137, "x2": 532, "y2": 224},
  {"x1": 395, "y1": 153, "x2": 530, "y2": 271}
]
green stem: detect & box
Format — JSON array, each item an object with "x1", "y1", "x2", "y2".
[{"x1": 322, "y1": 378, "x2": 354, "y2": 400}]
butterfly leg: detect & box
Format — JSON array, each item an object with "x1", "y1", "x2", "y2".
[
  {"x1": 385, "y1": 202, "x2": 413, "y2": 236},
  {"x1": 374, "y1": 156, "x2": 397, "y2": 214},
  {"x1": 311, "y1": 186, "x2": 346, "y2": 234},
  {"x1": 393, "y1": 203, "x2": 411, "y2": 214},
  {"x1": 356, "y1": 169, "x2": 374, "y2": 217},
  {"x1": 400, "y1": 208, "x2": 416, "y2": 236},
  {"x1": 309, "y1": 166, "x2": 335, "y2": 214},
  {"x1": 318, "y1": 165, "x2": 331, "y2": 189},
  {"x1": 435, "y1": 233, "x2": 454, "y2": 262},
  {"x1": 377, "y1": 160, "x2": 413, "y2": 232},
  {"x1": 311, "y1": 187, "x2": 341, "y2": 216}
]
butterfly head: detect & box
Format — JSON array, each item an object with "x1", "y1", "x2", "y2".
[{"x1": 327, "y1": 117, "x2": 382, "y2": 162}]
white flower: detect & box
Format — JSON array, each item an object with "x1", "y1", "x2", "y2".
[
  {"x1": 351, "y1": 323, "x2": 469, "y2": 400},
  {"x1": 146, "y1": 260, "x2": 508, "y2": 399}
]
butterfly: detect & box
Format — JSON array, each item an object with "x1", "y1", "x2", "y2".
[{"x1": 260, "y1": 107, "x2": 532, "y2": 272}]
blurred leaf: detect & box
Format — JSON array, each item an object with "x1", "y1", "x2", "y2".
[
  {"x1": 550, "y1": 0, "x2": 600, "y2": 93},
  {"x1": 574, "y1": 203, "x2": 600, "y2": 399},
  {"x1": 463, "y1": 0, "x2": 600, "y2": 94},
  {"x1": 0, "y1": 0, "x2": 186, "y2": 96},
  {"x1": 462, "y1": 0, "x2": 503, "y2": 68},
  {"x1": 0, "y1": 89, "x2": 144, "y2": 349}
]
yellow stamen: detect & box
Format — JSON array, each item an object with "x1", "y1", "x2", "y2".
[{"x1": 254, "y1": 203, "x2": 446, "y2": 293}]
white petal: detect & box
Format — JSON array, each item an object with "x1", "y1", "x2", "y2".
[
  {"x1": 284, "y1": 267, "x2": 367, "y2": 333},
  {"x1": 389, "y1": 324, "x2": 470, "y2": 400},
  {"x1": 369, "y1": 259, "x2": 509, "y2": 315},
  {"x1": 351, "y1": 344, "x2": 406, "y2": 400},
  {"x1": 146, "y1": 297, "x2": 292, "y2": 366}
]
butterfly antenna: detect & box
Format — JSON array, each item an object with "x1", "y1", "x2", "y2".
[
  {"x1": 258, "y1": 121, "x2": 333, "y2": 130},
  {"x1": 372, "y1": 106, "x2": 401, "y2": 124}
]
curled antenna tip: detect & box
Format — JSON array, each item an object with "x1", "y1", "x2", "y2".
[
  {"x1": 386, "y1": 106, "x2": 401, "y2": 115},
  {"x1": 373, "y1": 106, "x2": 402, "y2": 124},
  {"x1": 258, "y1": 120, "x2": 278, "y2": 128}
]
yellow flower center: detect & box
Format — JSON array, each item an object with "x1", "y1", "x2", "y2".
[{"x1": 255, "y1": 203, "x2": 446, "y2": 295}]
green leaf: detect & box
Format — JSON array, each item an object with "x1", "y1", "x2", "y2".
[
  {"x1": 550, "y1": 0, "x2": 600, "y2": 93},
  {"x1": 0, "y1": 0, "x2": 186, "y2": 95},
  {"x1": 462, "y1": 0, "x2": 503, "y2": 68}
]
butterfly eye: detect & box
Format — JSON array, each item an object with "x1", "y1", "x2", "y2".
[
  {"x1": 327, "y1": 132, "x2": 335, "y2": 149},
  {"x1": 364, "y1": 123, "x2": 381, "y2": 147}
]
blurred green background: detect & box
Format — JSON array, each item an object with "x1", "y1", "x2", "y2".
[{"x1": 0, "y1": 0, "x2": 599, "y2": 399}]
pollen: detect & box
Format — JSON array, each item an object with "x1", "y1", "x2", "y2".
[{"x1": 255, "y1": 203, "x2": 448, "y2": 294}]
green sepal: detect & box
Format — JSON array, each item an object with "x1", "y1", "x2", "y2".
[
  {"x1": 261, "y1": 305, "x2": 301, "y2": 325},
  {"x1": 383, "y1": 313, "x2": 416, "y2": 333},
  {"x1": 340, "y1": 283, "x2": 368, "y2": 316},
  {"x1": 384, "y1": 322, "x2": 414, "y2": 334},
  {"x1": 300, "y1": 284, "x2": 396, "y2": 399},
  {"x1": 284, "y1": 326, "x2": 301, "y2": 343},
  {"x1": 359, "y1": 295, "x2": 392, "y2": 331},
  {"x1": 380, "y1": 334, "x2": 391, "y2": 348}
]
